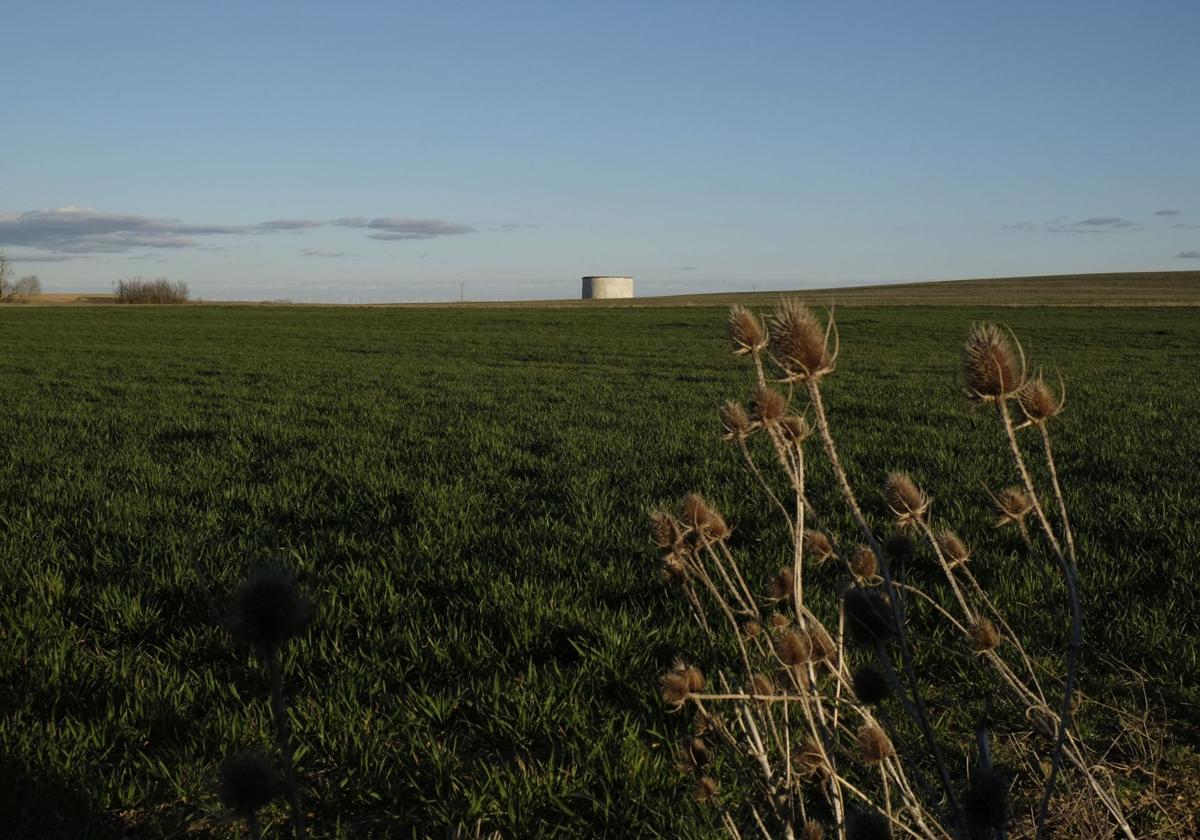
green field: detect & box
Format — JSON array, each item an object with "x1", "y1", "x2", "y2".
[{"x1": 2, "y1": 301, "x2": 1198, "y2": 837}]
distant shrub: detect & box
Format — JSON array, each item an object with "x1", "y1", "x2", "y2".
[
  {"x1": 13, "y1": 275, "x2": 41, "y2": 302},
  {"x1": 114, "y1": 276, "x2": 190, "y2": 304}
]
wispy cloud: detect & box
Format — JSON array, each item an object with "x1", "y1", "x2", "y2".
[
  {"x1": 1078, "y1": 217, "x2": 1138, "y2": 228},
  {"x1": 1154, "y1": 209, "x2": 1181, "y2": 216},
  {"x1": 1176, "y1": 250, "x2": 1200, "y2": 259},
  {"x1": 1004, "y1": 215, "x2": 1142, "y2": 234},
  {"x1": 676, "y1": 265, "x2": 697, "y2": 272},
  {"x1": 301, "y1": 249, "x2": 348, "y2": 258},
  {"x1": 332, "y1": 216, "x2": 475, "y2": 240}
]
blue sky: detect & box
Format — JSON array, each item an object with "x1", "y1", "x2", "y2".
[{"x1": 3, "y1": 1, "x2": 1198, "y2": 301}]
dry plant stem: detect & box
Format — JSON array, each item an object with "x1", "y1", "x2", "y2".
[
  {"x1": 1037, "y1": 424, "x2": 1077, "y2": 563},
  {"x1": 807, "y1": 378, "x2": 965, "y2": 831},
  {"x1": 738, "y1": 439, "x2": 794, "y2": 528},
  {"x1": 267, "y1": 647, "x2": 306, "y2": 840},
  {"x1": 996, "y1": 403, "x2": 1082, "y2": 839}
]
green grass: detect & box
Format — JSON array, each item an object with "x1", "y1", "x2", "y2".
[{"x1": 1, "y1": 304, "x2": 1197, "y2": 837}]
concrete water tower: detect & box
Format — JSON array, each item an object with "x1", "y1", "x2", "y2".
[{"x1": 581, "y1": 275, "x2": 634, "y2": 299}]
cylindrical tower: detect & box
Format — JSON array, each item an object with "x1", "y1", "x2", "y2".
[{"x1": 581, "y1": 276, "x2": 634, "y2": 299}]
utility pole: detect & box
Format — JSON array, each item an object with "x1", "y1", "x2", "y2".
[{"x1": 460, "y1": 281, "x2": 464, "y2": 302}]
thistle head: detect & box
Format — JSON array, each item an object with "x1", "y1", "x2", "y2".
[
  {"x1": 779, "y1": 414, "x2": 813, "y2": 444},
  {"x1": 793, "y1": 739, "x2": 827, "y2": 778},
  {"x1": 856, "y1": 723, "x2": 894, "y2": 764},
  {"x1": 804, "y1": 530, "x2": 836, "y2": 566},
  {"x1": 1018, "y1": 372, "x2": 1065, "y2": 425},
  {"x1": 883, "y1": 472, "x2": 929, "y2": 526},
  {"x1": 718, "y1": 400, "x2": 754, "y2": 442},
  {"x1": 750, "y1": 385, "x2": 787, "y2": 424},
  {"x1": 649, "y1": 508, "x2": 684, "y2": 552},
  {"x1": 677, "y1": 736, "x2": 710, "y2": 772},
  {"x1": 660, "y1": 661, "x2": 705, "y2": 710},
  {"x1": 767, "y1": 567, "x2": 795, "y2": 602},
  {"x1": 769, "y1": 612, "x2": 791, "y2": 630},
  {"x1": 963, "y1": 323, "x2": 1024, "y2": 401},
  {"x1": 775, "y1": 628, "x2": 813, "y2": 666},
  {"x1": 660, "y1": 553, "x2": 688, "y2": 586},
  {"x1": 742, "y1": 619, "x2": 764, "y2": 639},
  {"x1": 844, "y1": 588, "x2": 897, "y2": 646},
  {"x1": 226, "y1": 567, "x2": 310, "y2": 649},
  {"x1": 750, "y1": 672, "x2": 776, "y2": 697},
  {"x1": 802, "y1": 821, "x2": 825, "y2": 840},
  {"x1": 218, "y1": 752, "x2": 281, "y2": 818},
  {"x1": 693, "y1": 775, "x2": 720, "y2": 804},
  {"x1": 849, "y1": 545, "x2": 880, "y2": 583},
  {"x1": 809, "y1": 621, "x2": 837, "y2": 664},
  {"x1": 851, "y1": 664, "x2": 890, "y2": 705},
  {"x1": 728, "y1": 305, "x2": 767, "y2": 356},
  {"x1": 971, "y1": 618, "x2": 1001, "y2": 652},
  {"x1": 679, "y1": 493, "x2": 714, "y2": 532},
  {"x1": 936, "y1": 530, "x2": 971, "y2": 567},
  {"x1": 991, "y1": 486, "x2": 1034, "y2": 528},
  {"x1": 770, "y1": 300, "x2": 836, "y2": 383}
]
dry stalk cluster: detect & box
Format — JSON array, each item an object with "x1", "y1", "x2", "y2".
[{"x1": 651, "y1": 303, "x2": 1134, "y2": 839}]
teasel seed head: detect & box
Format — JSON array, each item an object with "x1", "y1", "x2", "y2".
[
  {"x1": 963, "y1": 323, "x2": 1025, "y2": 401},
  {"x1": 1018, "y1": 372, "x2": 1065, "y2": 425},
  {"x1": 804, "y1": 530, "x2": 836, "y2": 566},
  {"x1": 849, "y1": 545, "x2": 880, "y2": 583},
  {"x1": 767, "y1": 567, "x2": 795, "y2": 602},
  {"x1": 856, "y1": 723, "x2": 894, "y2": 764},
  {"x1": 751, "y1": 384, "x2": 788, "y2": 424},
  {"x1": 780, "y1": 414, "x2": 813, "y2": 444},
  {"x1": 218, "y1": 752, "x2": 281, "y2": 818},
  {"x1": 851, "y1": 664, "x2": 890, "y2": 705},
  {"x1": 660, "y1": 661, "x2": 705, "y2": 710},
  {"x1": 680, "y1": 493, "x2": 714, "y2": 532},
  {"x1": 991, "y1": 486, "x2": 1034, "y2": 528},
  {"x1": 693, "y1": 775, "x2": 720, "y2": 804},
  {"x1": 700, "y1": 510, "x2": 730, "y2": 542},
  {"x1": 844, "y1": 588, "x2": 897, "y2": 646},
  {"x1": 750, "y1": 672, "x2": 776, "y2": 697},
  {"x1": 775, "y1": 628, "x2": 812, "y2": 665},
  {"x1": 809, "y1": 621, "x2": 837, "y2": 663},
  {"x1": 678, "y1": 735, "x2": 710, "y2": 772},
  {"x1": 882, "y1": 533, "x2": 915, "y2": 568},
  {"x1": 793, "y1": 738, "x2": 827, "y2": 778},
  {"x1": 729, "y1": 305, "x2": 767, "y2": 356},
  {"x1": 650, "y1": 508, "x2": 684, "y2": 552},
  {"x1": 965, "y1": 767, "x2": 1009, "y2": 830},
  {"x1": 660, "y1": 553, "x2": 688, "y2": 586},
  {"x1": 770, "y1": 300, "x2": 836, "y2": 382},
  {"x1": 802, "y1": 821, "x2": 825, "y2": 840},
  {"x1": 883, "y1": 472, "x2": 930, "y2": 526},
  {"x1": 719, "y1": 400, "x2": 755, "y2": 442},
  {"x1": 936, "y1": 529, "x2": 971, "y2": 567},
  {"x1": 971, "y1": 618, "x2": 1001, "y2": 652},
  {"x1": 226, "y1": 567, "x2": 310, "y2": 649},
  {"x1": 742, "y1": 619, "x2": 764, "y2": 639},
  {"x1": 769, "y1": 612, "x2": 791, "y2": 630},
  {"x1": 846, "y1": 810, "x2": 893, "y2": 840}
]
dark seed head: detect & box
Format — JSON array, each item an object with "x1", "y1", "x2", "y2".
[
  {"x1": 851, "y1": 664, "x2": 890, "y2": 705},
  {"x1": 846, "y1": 810, "x2": 892, "y2": 840},
  {"x1": 965, "y1": 767, "x2": 1009, "y2": 830},
  {"x1": 218, "y1": 752, "x2": 281, "y2": 817},
  {"x1": 226, "y1": 567, "x2": 310, "y2": 649},
  {"x1": 844, "y1": 588, "x2": 897, "y2": 646}
]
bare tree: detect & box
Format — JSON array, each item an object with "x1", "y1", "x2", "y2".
[
  {"x1": 0, "y1": 250, "x2": 10, "y2": 302},
  {"x1": 14, "y1": 275, "x2": 41, "y2": 302}
]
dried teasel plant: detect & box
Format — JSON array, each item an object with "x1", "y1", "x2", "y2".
[{"x1": 650, "y1": 302, "x2": 1133, "y2": 840}]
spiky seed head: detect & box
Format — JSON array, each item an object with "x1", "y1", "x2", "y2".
[
  {"x1": 971, "y1": 618, "x2": 1001, "y2": 652},
  {"x1": 743, "y1": 619, "x2": 764, "y2": 639},
  {"x1": 729, "y1": 305, "x2": 767, "y2": 356},
  {"x1": 780, "y1": 415, "x2": 812, "y2": 443},
  {"x1": 849, "y1": 545, "x2": 879, "y2": 582},
  {"x1": 937, "y1": 530, "x2": 971, "y2": 567},
  {"x1": 771, "y1": 300, "x2": 834, "y2": 382},
  {"x1": 963, "y1": 323, "x2": 1023, "y2": 401},
  {"x1": 846, "y1": 811, "x2": 893, "y2": 840},
  {"x1": 769, "y1": 612, "x2": 791, "y2": 630},
  {"x1": 660, "y1": 553, "x2": 688, "y2": 586},
  {"x1": 1018, "y1": 374, "x2": 1064, "y2": 423},
  {"x1": 884, "y1": 472, "x2": 929, "y2": 524},
  {"x1": 751, "y1": 672, "x2": 776, "y2": 697},
  {"x1": 844, "y1": 589, "x2": 897, "y2": 646},
  {"x1": 794, "y1": 739, "x2": 827, "y2": 778},
  {"x1": 856, "y1": 724, "x2": 894, "y2": 764},
  {"x1": 804, "y1": 531, "x2": 835, "y2": 565},
  {"x1": 965, "y1": 767, "x2": 1009, "y2": 830},
  {"x1": 851, "y1": 664, "x2": 890, "y2": 705},
  {"x1": 680, "y1": 493, "x2": 714, "y2": 531},
  {"x1": 802, "y1": 821, "x2": 825, "y2": 840},
  {"x1": 226, "y1": 567, "x2": 310, "y2": 649},
  {"x1": 768, "y1": 567, "x2": 795, "y2": 602},
  {"x1": 649, "y1": 508, "x2": 682, "y2": 551},
  {"x1": 678, "y1": 736, "x2": 710, "y2": 772},
  {"x1": 218, "y1": 752, "x2": 281, "y2": 817},
  {"x1": 809, "y1": 621, "x2": 837, "y2": 663},
  {"x1": 776, "y1": 628, "x2": 812, "y2": 665},
  {"x1": 750, "y1": 385, "x2": 787, "y2": 424},
  {"x1": 700, "y1": 510, "x2": 730, "y2": 542},
  {"x1": 993, "y1": 486, "x2": 1034, "y2": 528},
  {"x1": 661, "y1": 661, "x2": 703, "y2": 709},
  {"x1": 693, "y1": 775, "x2": 719, "y2": 804},
  {"x1": 719, "y1": 400, "x2": 754, "y2": 442}
]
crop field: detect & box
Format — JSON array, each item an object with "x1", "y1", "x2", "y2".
[{"x1": 1, "y1": 300, "x2": 1198, "y2": 837}]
